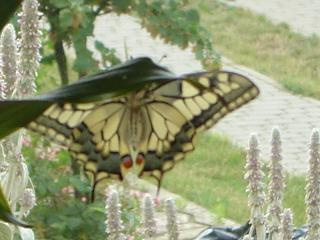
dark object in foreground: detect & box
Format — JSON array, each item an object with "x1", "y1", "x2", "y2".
[
  {"x1": 292, "y1": 227, "x2": 308, "y2": 239},
  {"x1": 194, "y1": 222, "x2": 250, "y2": 240},
  {"x1": 0, "y1": 0, "x2": 22, "y2": 31},
  {"x1": 195, "y1": 222, "x2": 308, "y2": 240}
]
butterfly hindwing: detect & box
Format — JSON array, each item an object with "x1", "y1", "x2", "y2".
[
  {"x1": 69, "y1": 101, "x2": 132, "y2": 186},
  {"x1": 27, "y1": 103, "x2": 95, "y2": 146},
  {"x1": 137, "y1": 102, "x2": 195, "y2": 185}
]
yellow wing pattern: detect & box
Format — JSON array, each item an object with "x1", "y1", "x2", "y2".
[{"x1": 28, "y1": 70, "x2": 259, "y2": 195}]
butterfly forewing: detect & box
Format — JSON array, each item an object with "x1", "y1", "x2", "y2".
[
  {"x1": 165, "y1": 71, "x2": 259, "y2": 130},
  {"x1": 138, "y1": 71, "x2": 259, "y2": 187}
]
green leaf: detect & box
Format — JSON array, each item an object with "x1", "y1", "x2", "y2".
[
  {"x1": 71, "y1": 13, "x2": 97, "y2": 75},
  {"x1": 185, "y1": 9, "x2": 200, "y2": 23},
  {"x1": 69, "y1": 176, "x2": 90, "y2": 193},
  {"x1": 59, "y1": 9, "x2": 73, "y2": 30},
  {"x1": 56, "y1": 150, "x2": 71, "y2": 166},
  {"x1": 72, "y1": 48, "x2": 97, "y2": 75},
  {"x1": 0, "y1": 57, "x2": 179, "y2": 139},
  {"x1": 49, "y1": 0, "x2": 69, "y2": 8},
  {"x1": 66, "y1": 217, "x2": 82, "y2": 229},
  {"x1": 94, "y1": 40, "x2": 121, "y2": 67},
  {"x1": 88, "y1": 206, "x2": 105, "y2": 214},
  {"x1": 70, "y1": 0, "x2": 84, "y2": 7},
  {"x1": 0, "y1": 0, "x2": 22, "y2": 31},
  {"x1": 0, "y1": 100, "x2": 52, "y2": 139},
  {"x1": 111, "y1": 0, "x2": 134, "y2": 13},
  {"x1": 44, "y1": 57, "x2": 178, "y2": 101}
]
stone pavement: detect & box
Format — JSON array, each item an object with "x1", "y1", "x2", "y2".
[
  {"x1": 217, "y1": 60, "x2": 320, "y2": 174},
  {"x1": 221, "y1": 0, "x2": 320, "y2": 36},
  {"x1": 89, "y1": 13, "x2": 320, "y2": 174}
]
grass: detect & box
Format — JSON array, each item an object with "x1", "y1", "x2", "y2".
[
  {"x1": 160, "y1": 133, "x2": 306, "y2": 225},
  {"x1": 190, "y1": 0, "x2": 320, "y2": 99},
  {"x1": 36, "y1": 61, "x2": 78, "y2": 93}
]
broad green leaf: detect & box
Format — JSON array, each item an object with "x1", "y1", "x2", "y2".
[
  {"x1": 0, "y1": 0, "x2": 22, "y2": 31},
  {"x1": 43, "y1": 57, "x2": 178, "y2": 101},
  {"x1": 0, "y1": 57, "x2": 179, "y2": 139},
  {"x1": 0, "y1": 222, "x2": 12, "y2": 240},
  {"x1": 0, "y1": 186, "x2": 31, "y2": 228},
  {"x1": 0, "y1": 100, "x2": 52, "y2": 139}
]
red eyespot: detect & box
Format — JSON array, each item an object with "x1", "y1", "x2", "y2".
[
  {"x1": 122, "y1": 155, "x2": 133, "y2": 169},
  {"x1": 136, "y1": 153, "x2": 144, "y2": 165}
]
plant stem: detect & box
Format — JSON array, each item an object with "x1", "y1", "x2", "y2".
[{"x1": 54, "y1": 40, "x2": 69, "y2": 85}]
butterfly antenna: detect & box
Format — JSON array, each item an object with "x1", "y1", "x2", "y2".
[
  {"x1": 158, "y1": 54, "x2": 167, "y2": 64},
  {"x1": 91, "y1": 177, "x2": 98, "y2": 202},
  {"x1": 155, "y1": 172, "x2": 164, "y2": 196}
]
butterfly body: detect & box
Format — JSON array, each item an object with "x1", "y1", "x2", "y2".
[
  {"x1": 125, "y1": 91, "x2": 150, "y2": 149},
  {"x1": 22, "y1": 58, "x2": 259, "y2": 194}
]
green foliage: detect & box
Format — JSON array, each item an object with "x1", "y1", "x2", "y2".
[
  {"x1": 136, "y1": 0, "x2": 218, "y2": 68},
  {"x1": 39, "y1": 0, "x2": 219, "y2": 84},
  {"x1": 94, "y1": 40, "x2": 121, "y2": 68},
  {"x1": 111, "y1": 0, "x2": 135, "y2": 13},
  {"x1": 23, "y1": 136, "x2": 106, "y2": 239}
]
